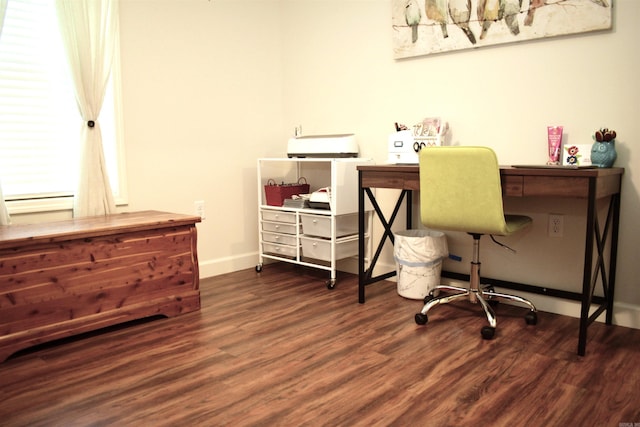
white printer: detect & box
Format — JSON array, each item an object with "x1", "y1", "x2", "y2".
[{"x1": 287, "y1": 134, "x2": 358, "y2": 158}]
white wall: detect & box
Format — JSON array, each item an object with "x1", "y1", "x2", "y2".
[{"x1": 118, "y1": 0, "x2": 285, "y2": 276}]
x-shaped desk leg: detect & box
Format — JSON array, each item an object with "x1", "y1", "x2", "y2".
[{"x1": 359, "y1": 185, "x2": 412, "y2": 303}]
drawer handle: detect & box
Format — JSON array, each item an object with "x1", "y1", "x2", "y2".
[{"x1": 312, "y1": 220, "x2": 318, "y2": 224}]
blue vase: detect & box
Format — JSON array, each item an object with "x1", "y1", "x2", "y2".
[{"x1": 591, "y1": 140, "x2": 617, "y2": 168}]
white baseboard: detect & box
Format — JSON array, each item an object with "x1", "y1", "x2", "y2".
[
  {"x1": 199, "y1": 252, "x2": 258, "y2": 279},
  {"x1": 199, "y1": 255, "x2": 640, "y2": 330}
]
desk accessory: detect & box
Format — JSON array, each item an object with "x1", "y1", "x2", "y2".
[
  {"x1": 264, "y1": 178, "x2": 310, "y2": 206},
  {"x1": 388, "y1": 117, "x2": 448, "y2": 164},
  {"x1": 591, "y1": 127, "x2": 617, "y2": 168},
  {"x1": 563, "y1": 144, "x2": 592, "y2": 166},
  {"x1": 547, "y1": 125, "x2": 563, "y2": 165}
]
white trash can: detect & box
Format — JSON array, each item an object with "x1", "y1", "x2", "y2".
[{"x1": 394, "y1": 229, "x2": 448, "y2": 300}]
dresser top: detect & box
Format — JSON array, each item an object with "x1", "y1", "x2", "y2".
[{"x1": 0, "y1": 210, "x2": 201, "y2": 249}]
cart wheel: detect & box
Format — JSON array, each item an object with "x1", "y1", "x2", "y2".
[
  {"x1": 525, "y1": 311, "x2": 538, "y2": 325},
  {"x1": 415, "y1": 312, "x2": 428, "y2": 325},
  {"x1": 481, "y1": 326, "x2": 496, "y2": 340},
  {"x1": 326, "y1": 279, "x2": 336, "y2": 289},
  {"x1": 255, "y1": 264, "x2": 263, "y2": 273}
]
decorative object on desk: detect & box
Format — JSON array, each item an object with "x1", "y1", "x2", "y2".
[
  {"x1": 591, "y1": 127, "x2": 617, "y2": 168},
  {"x1": 547, "y1": 125, "x2": 563, "y2": 165},
  {"x1": 563, "y1": 144, "x2": 592, "y2": 166},
  {"x1": 388, "y1": 117, "x2": 449, "y2": 164},
  {"x1": 264, "y1": 178, "x2": 310, "y2": 207},
  {"x1": 391, "y1": 0, "x2": 612, "y2": 59}
]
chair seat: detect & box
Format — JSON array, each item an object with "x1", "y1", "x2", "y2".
[{"x1": 504, "y1": 214, "x2": 533, "y2": 235}]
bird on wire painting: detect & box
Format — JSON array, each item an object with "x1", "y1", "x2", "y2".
[{"x1": 393, "y1": 0, "x2": 612, "y2": 58}]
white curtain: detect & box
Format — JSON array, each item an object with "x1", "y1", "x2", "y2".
[
  {"x1": 55, "y1": 0, "x2": 118, "y2": 217},
  {"x1": 0, "y1": 0, "x2": 10, "y2": 225}
]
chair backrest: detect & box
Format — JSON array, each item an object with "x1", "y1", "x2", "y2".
[{"x1": 419, "y1": 146, "x2": 509, "y2": 235}]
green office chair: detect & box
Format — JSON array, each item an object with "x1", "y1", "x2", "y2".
[{"x1": 414, "y1": 146, "x2": 537, "y2": 339}]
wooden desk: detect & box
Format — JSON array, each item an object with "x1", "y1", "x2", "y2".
[
  {"x1": 0, "y1": 210, "x2": 201, "y2": 362},
  {"x1": 357, "y1": 165, "x2": 623, "y2": 356}
]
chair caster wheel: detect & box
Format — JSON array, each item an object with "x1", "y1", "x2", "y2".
[
  {"x1": 415, "y1": 313, "x2": 428, "y2": 325},
  {"x1": 481, "y1": 326, "x2": 496, "y2": 340},
  {"x1": 484, "y1": 286, "x2": 499, "y2": 307},
  {"x1": 525, "y1": 311, "x2": 538, "y2": 325},
  {"x1": 326, "y1": 279, "x2": 336, "y2": 290}
]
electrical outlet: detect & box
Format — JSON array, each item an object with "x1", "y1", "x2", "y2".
[
  {"x1": 194, "y1": 200, "x2": 206, "y2": 220},
  {"x1": 548, "y1": 214, "x2": 563, "y2": 237}
]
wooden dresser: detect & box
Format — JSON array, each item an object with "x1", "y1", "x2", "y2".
[{"x1": 0, "y1": 210, "x2": 201, "y2": 362}]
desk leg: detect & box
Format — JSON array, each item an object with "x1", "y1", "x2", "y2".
[
  {"x1": 358, "y1": 172, "x2": 366, "y2": 303},
  {"x1": 578, "y1": 181, "x2": 621, "y2": 356},
  {"x1": 358, "y1": 183, "x2": 411, "y2": 303},
  {"x1": 606, "y1": 193, "x2": 621, "y2": 325},
  {"x1": 578, "y1": 183, "x2": 596, "y2": 356}
]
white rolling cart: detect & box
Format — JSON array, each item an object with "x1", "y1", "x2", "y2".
[{"x1": 256, "y1": 157, "x2": 373, "y2": 288}]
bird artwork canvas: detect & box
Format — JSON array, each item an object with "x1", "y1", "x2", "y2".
[{"x1": 393, "y1": 0, "x2": 612, "y2": 58}]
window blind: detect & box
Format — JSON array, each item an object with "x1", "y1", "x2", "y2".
[{"x1": 0, "y1": 0, "x2": 120, "y2": 201}]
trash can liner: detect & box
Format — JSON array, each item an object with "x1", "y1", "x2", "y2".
[
  {"x1": 394, "y1": 229, "x2": 448, "y2": 300},
  {"x1": 393, "y1": 256, "x2": 444, "y2": 269}
]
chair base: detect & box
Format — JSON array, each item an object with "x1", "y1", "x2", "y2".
[
  {"x1": 415, "y1": 284, "x2": 538, "y2": 339},
  {"x1": 414, "y1": 235, "x2": 538, "y2": 339}
]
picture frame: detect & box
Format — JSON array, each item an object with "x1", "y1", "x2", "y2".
[{"x1": 393, "y1": 0, "x2": 613, "y2": 59}]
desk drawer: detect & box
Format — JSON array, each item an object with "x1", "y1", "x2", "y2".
[
  {"x1": 502, "y1": 176, "x2": 523, "y2": 197},
  {"x1": 523, "y1": 176, "x2": 589, "y2": 198}
]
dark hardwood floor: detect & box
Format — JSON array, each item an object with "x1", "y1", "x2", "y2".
[{"x1": 1, "y1": 262, "x2": 639, "y2": 426}]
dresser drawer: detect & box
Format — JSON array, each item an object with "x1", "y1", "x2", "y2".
[
  {"x1": 262, "y1": 242, "x2": 298, "y2": 258},
  {"x1": 261, "y1": 221, "x2": 300, "y2": 235},
  {"x1": 261, "y1": 209, "x2": 297, "y2": 224},
  {"x1": 300, "y1": 213, "x2": 358, "y2": 238},
  {"x1": 300, "y1": 234, "x2": 359, "y2": 261},
  {"x1": 262, "y1": 231, "x2": 297, "y2": 246}
]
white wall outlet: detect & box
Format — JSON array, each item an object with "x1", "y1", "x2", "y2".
[
  {"x1": 548, "y1": 214, "x2": 563, "y2": 237},
  {"x1": 194, "y1": 200, "x2": 206, "y2": 220}
]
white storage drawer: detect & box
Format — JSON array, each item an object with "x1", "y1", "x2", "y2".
[
  {"x1": 261, "y1": 209, "x2": 297, "y2": 224},
  {"x1": 262, "y1": 221, "x2": 299, "y2": 235},
  {"x1": 262, "y1": 242, "x2": 298, "y2": 258},
  {"x1": 300, "y1": 235, "x2": 359, "y2": 261},
  {"x1": 262, "y1": 232, "x2": 297, "y2": 246},
  {"x1": 300, "y1": 213, "x2": 358, "y2": 238}
]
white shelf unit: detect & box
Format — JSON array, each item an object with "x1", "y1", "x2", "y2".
[{"x1": 256, "y1": 157, "x2": 373, "y2": 288}]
